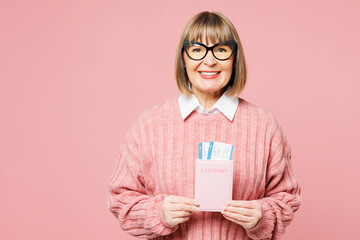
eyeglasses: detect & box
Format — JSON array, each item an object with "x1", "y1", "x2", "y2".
[{"x1": 183, "y1": 40, "x2": 237, "y2": 61}]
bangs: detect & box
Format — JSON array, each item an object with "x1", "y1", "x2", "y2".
[{"x1": 186, "y1": 13, "x2": 234, "y2": 44}]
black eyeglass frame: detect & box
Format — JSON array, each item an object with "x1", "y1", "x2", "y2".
[{"x1": 183, "y1": 40, "x2": 237, "y2": 61}]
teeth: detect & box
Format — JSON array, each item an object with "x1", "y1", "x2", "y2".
[{"x1": 200, "y1": 71, "x2": 220, "y2": 75}]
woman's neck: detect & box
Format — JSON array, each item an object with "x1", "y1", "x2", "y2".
[{"x1": 193, "y1": 88, "x2": 225, "y2": 111}]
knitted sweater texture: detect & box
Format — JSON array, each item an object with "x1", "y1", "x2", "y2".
[{"x1": 107, "y1": 97, "x2": 301, "y2": 240}]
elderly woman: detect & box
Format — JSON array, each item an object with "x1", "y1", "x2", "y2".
[{"x1": 107, "y1": 11, "x2": 301, "y2": 240}]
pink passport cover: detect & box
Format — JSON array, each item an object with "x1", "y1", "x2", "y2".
[{"x1": 194, "y1": 159, "x2": 233, "y2": 212}]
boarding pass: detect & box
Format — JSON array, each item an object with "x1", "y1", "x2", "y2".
[{"x1": 198, "y1": 141, "x2": 233, "y2": 160}]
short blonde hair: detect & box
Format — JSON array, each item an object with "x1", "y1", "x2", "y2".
[{"x1": 175, "y1": 11, "x2": 247, "y2": 97}]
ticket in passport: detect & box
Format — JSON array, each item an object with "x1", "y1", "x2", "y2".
[{"x1": 198, "y1": 141, "x2": 233, "y2": 160}]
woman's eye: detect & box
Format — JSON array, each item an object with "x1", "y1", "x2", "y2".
[
  {"x1": 190, "y1": 47, "x2": 203, "y2": 52},
  {"x1": 217, "y1": 47, "x2": 227, "y2": 52}
]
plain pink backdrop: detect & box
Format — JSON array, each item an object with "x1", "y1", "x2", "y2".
[{"x1": 1, "y1": 0, "x2": 359, "y2": 239}]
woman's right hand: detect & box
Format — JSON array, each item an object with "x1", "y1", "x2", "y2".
[{"x1": 161, "y1": 195, "x2": 200, "y2": 227}]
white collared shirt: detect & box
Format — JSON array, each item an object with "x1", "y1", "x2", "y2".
[{"x1": 178, "y1": 92, "x2": 239, "y2": 121}]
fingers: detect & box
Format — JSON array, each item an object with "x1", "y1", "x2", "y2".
[
  {"x1": 223, "y1": 206, "x2": 259, "y2": 217},
  {"x1": 171, "y1": 203, "x2": 200, "y2": 212},
  {"x1": 221, "y1": 210, "x2": 256, "y2": 222},
  {"x1": 167, "y1": 195, "x2": 200, "y2": 206},
  {"x1": 170, "y1": 210, "x2": 192, "y2": 218},
  {"x1": 222, "y1": 214, "x2": 256, "y2": 229},
  {"x1": 162, "y1": 195, "x2": 200, "y2": 227},
  {"x1": 164, "y1": 195, "x2": 200, "y2": 213},
  {"x1": 163, "y1": 214, "x2": 190, "y2": 227},
  {"x1": 171, "y1": 216, "x2": 190, "y2": 226},
  {"x1": 226, "y1": 200, "x2": 259, "y2": 209},
  {"x1": 221, "y1": 200, "x2": 262, "y2": 229}
]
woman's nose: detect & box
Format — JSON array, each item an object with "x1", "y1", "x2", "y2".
[{"x1": 203, "y1": 51, "x2": 217, "y2": 66}]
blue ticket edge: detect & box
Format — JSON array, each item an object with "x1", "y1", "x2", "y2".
[
  {"x1": 198, "y1": 142, "x2": 203, "y2": 159},
  {"x1": 229, "y1": 145, "x2": 234, "y2": 160},
  {"x1": 207, "y1": 141, "x2": 214, "y2": 160}
]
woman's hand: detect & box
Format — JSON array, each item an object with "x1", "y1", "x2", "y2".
[
  {"x1": 161, "y1": 195, "x2": 200, "y2": 227},
  {"x1": 221, "y1": 200, "x2": 262, "y2": 229}
]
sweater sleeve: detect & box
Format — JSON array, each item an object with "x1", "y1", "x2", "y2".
[
  {"x1": 245, "y1": 117, "x2": 302, "y2": 240},
  {"x1": 107, "y1": 117, "x2": 178, "y2": 239}
]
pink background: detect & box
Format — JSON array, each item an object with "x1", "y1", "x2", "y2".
[{"x1": 1, "y1": 0, "x2": 359, "y2": 239}]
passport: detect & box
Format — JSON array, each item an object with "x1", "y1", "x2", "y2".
[{"x1": 194, "y1": 159, "x2": 233, "y2": 212}]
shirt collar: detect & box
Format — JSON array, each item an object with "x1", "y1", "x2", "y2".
[{"x1": 178, "y1": 91, "x2": 239, "y2": 121}]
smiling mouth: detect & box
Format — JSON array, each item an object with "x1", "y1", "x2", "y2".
[{"x1": 199, "y1": 71, "x2": 221, "y2": 76}]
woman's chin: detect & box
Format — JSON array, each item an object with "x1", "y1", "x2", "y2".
[
  {"x1": 191, "y1": 83, "x2": 226, "y2": 95},
  {"x1": 197, "y1": 87, "x2": 223, "y2": 95}
]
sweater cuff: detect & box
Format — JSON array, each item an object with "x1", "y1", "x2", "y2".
[
  {"x1": 146, "y1": 194, "x2": 178, "y2": 236},
  {"x1": 245, "y1": 199, "x2": 275, "y2": 239}
]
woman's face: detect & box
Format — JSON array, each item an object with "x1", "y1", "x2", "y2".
[{"x1": 183, "y1": 39, "x2": 234, "y2": 97}]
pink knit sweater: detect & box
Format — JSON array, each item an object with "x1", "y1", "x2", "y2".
[{"x1": 107, "y1": 97, "x2": 301, "y2": 240}]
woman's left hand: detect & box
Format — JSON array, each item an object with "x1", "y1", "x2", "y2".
[{"x1": 221, "y1": 200, "x2": 262, "y2": 229}]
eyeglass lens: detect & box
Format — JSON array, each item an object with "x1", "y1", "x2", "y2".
[{"x1": 186, "y1": 43, "x2": 234, "y2": 60}]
